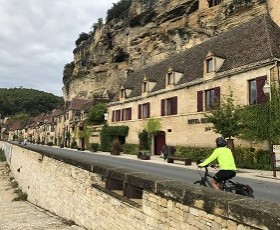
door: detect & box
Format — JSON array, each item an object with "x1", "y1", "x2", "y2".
[{"x1": 154, "y1": 131, "x2": 166, "y2": 155}]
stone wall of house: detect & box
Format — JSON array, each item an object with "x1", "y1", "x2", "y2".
[
  {"x1": 108, "y1": 64, "x2": 271, "y2": 148},
  {"x1": 2, "y1": 142, "x2": 279, "y2": 230}
]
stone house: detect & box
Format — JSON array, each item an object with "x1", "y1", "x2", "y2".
[{"x1": 107, "y1": 15, "x2": 280, "y2": 154}]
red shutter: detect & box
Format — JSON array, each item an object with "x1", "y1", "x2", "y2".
[
  {"x1": 147, "y1": 102, "x2": 150, "y2": 118},
  {"x1": 214, "y1": 87, "x2": 221, "y2": 106},
  {"x1": 197, "y1": 91, "x2": 203, "y2": 112},
  {"x1": 121, "y1": 109, "x2": 125, "y2": 121},
  {"x1": 112, "y1": 111, "x2": 115, "y2": 122},
  {"x1": 138, "y1": 104, "x2": 142, "y2": 119},
  {"x1": 161, "y1": 99, "x2": 165, "y2": 116},
  {"x1": 171, "y1": 96, "x2": 177, "y2": 115},
  {"x1": 127, "y1": 108, "x2": 132, "y2": 120},
  {"x1": 256, "y1": 76, "x2": 267, "y2": 104}
]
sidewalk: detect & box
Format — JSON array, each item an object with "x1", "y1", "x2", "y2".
[{"x1": 0, "y1": 162, "x2": 84, "y2": 230}]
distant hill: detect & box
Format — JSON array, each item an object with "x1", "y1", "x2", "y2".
[{"x1": 0, "y1": 88, "x2": 64, "y2": 117}]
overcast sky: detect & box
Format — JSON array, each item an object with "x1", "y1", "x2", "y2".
[{"x1": 0, "y1": 0, "x2": 119, "y2": 96}]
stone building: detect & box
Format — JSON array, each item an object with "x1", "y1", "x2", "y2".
[{"x1": 107, "y1": 15, "x2": 280, "y2": 154}]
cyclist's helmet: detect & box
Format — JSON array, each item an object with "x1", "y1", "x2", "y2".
[{"x1": 215, "y1": 137, "x2": 227, "y2": 147}]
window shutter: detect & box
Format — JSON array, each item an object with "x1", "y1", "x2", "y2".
[
  {"x1": 127, "y1": 108, "x2": 132, "y2": 120},
  {"x1": 112, "y1": 111, "x2": 115, "y2": 122},
  {"x1": 197, "y1": 91, "x2": 203, "y2": 112},
  {"x1": 121, "y1": 109, "x2": 125, "y2": 121},
  {"x1": 147, "y1": 102, "x2": 150, "y2": 118},
  {"x1": 214, "y1": 87, "x2": 221, "y2": 106},
  {"x1": 161, "y1": 99, "x2": 165, "y2": 116},
  {"x1": 256, "y1": 76, "x2": 267, "y2": 104},
  {"x1": 171, "y1": 96, "x2": 178, "y2": 115},
  {"x1": 138, "y1": 104, "x2": 142, "y2": 119}
]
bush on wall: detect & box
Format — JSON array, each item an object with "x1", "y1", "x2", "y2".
[{"x1": 100, "y1": 125, "x2": 129, "y2": 152}]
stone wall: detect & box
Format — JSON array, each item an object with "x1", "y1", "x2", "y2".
[{"x1": 2, "y1": 142, "x2": 279, "y2": 230}]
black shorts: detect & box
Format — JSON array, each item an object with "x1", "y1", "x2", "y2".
[{"x1": 213, "y1": 170, "x2": 236, "y2": 182}]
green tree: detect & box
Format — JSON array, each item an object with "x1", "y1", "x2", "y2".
[
  {"x1": 87, "y1": 103, "x2": 107, "y2": 125},
  {"x1": 206, "y1": 91, "x2": 242, "y2": 139},
  {"x1": 239, "y1": 86, "x2": 280, "y2": 145},
  {"x1": 144, "y1": 117, "x2": 161, "y2": 149}
]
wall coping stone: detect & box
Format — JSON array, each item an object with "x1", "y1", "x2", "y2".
[{"x1": 14, "y1": 143, "x2": 280, "y2": 229}]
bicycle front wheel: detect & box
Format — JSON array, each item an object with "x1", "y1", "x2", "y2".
[{"x1": 194, "y1": 180, "x2": 207, "y2": 187}]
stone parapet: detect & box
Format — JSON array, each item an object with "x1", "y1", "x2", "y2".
[{"x1": 2, "y1": 142, "x2": 279, "y2": 230}]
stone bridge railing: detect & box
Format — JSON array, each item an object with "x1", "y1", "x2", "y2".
[{"x1": 1, "y1": 141, "x2": 279, "y2": 230}]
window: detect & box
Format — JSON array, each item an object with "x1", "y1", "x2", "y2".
[
  {"x1": 197, "y1": 87, "x2": 220, "y2": 112},
  {"x1": 142, "y1": 81, "x2": 148, "y2": 93},
  {"x1": 111, "y1": 110, "x2": 121, "y2": 122},
  {"x1": 167, "y1": 72, "x2": 173, "y2": 85},
  {"x1": 249, "y1": 76, "x2": 267, "y2": 105},
  {"x1": 121, "y1": 108, "x2": 132, "y2": 121},
  {"x1": 205, "y1": 89, "x2": 216, "y2": 111},
  {"x1": 120, "y1": 88, "x2": 126, "y2": 98},
  {"x1": 138, "y1": 103, "x2": 150, "y2": 119},
  {"x1": 249, "y1": 80, "x2": 256, "y2": 105},
  {"x1": 206, "y1": 58, "x2": 214, "y2": 73},
  {"x1": 161, "y1": 97, "x2": 177, "y2": 116}
]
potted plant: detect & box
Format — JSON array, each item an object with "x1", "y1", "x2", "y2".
[
  {"x1": 111, "y1": 138, "x2": 122, "y2": 155},
  {"x1": 137, "y1": 150, "x2": 151, "y2": 160}
]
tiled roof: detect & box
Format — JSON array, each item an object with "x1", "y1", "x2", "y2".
[
  {"x1": 122, "y1": 14, "x2": 280, "y2": 99},
  {"x1": 67, "y1": 98, "x2": 93, "y2": 111}
]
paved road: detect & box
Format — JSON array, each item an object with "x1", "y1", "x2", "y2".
[{"x1": 18, "y1": 143, "x2": 280, "y2": 204}]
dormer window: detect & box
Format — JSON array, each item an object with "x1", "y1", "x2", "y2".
[
  {"x1": 142, "y1": 81, "x2": 148, "y2": 93},
  {"x1": 206, "y1": 58, "x2": 214, "y2": 73},
  {"x1": 167, "y1": 72, "x2": 174, "y2": 85},
  {"x1": 141, "y1": 76, "x2": 156, "y2": 95},
  {"x1": 120, "y1": 88, "x2": 126, "y2": 98},
  {"x1": 204, "y1": 52, "x2": 225, "y2": 77}
]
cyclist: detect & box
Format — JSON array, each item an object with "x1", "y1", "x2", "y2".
[{"x1": 198, "y1": 137, "x2": 237, "y2": 190}]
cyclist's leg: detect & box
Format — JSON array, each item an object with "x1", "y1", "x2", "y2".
[{"x1": 213, "y1": 170, "x2": 236, "y2": 190}]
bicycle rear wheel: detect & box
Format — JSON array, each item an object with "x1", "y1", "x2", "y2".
[{"x1": 226, "y1": 187, "x2": 252, "y2": 197}]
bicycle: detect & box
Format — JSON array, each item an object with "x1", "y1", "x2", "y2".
[{"x1": 194, "y1": 163, "x2": 254, "y2": 198}]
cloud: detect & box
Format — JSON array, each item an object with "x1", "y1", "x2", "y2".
[{"x1": 0, "y1": 0, "x2": 118, "y2": 96}]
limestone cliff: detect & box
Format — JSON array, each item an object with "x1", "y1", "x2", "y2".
[{"x1": 63, "y1": 0, "x2": 271, "y2": 101}]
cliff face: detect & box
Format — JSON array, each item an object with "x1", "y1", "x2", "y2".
[{"x1": 63, "y1": 0, "x2": 270, "y2": 101}]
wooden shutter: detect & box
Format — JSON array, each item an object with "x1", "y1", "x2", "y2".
[
  {"x1": 112, "y1": 111, "x2": 115, "y2": 122},
  {"x1": 161, "y1": 99, "x2": 165, "y2": 116},
  {"x1": 138, "y1": 104, "x2": 142, "y2": 119},
  {"x1": 147, "y1": 102, "x2": 150, "y2": 118},
  {"x1": 197, "y1": 91, "x2": 203, "y2": 112},
  {"x1": 171, "y1": 96, "x2": 178, "y2": 115},
  {"x1": 127, "y1": 107, "x2": 132, "y2": 120},
  {"x1": 121, "y1": 109, "x2": 125, "y2": 121},
  {"x1": 256, "y1": 76, "x2": 267, "y2": 104},
  {"x1": 214, "y1": 87, "x2": 221, "y2": 106}
]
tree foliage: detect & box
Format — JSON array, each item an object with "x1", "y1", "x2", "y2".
[
  {"x1": 106, "y1": 0, "x2": 132, "y2": 23},
  {"x1": 0, "y1": 88, "x2": 64, "y2": 117},
  {"x1": 87, "y1": 103, "x2": 107, "y2": 125},
  {"x1": 206, "y1": 91, "x2": 242, "y2": 138},
  {"x1": 75, "y1": 32, "x2": 90, "y2": 46},
  {"x1": 63, "y1": 62, "x2": 75, "y2": 94},
  {"x1": 239, "y1": 86, "x2": 280, "y2": 145}
]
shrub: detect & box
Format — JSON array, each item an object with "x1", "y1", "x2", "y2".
[
  {"x1": 111, "y1": 138, "x2": 122, "y2": 155},
  {"x1": 123, "y1": 143, "x2": 139, "y2": 155},
  {"x1": 90, "y1": 143, "x2": 99, "y2": 152},
  {"x1": 71, "y1": 141, "x2": 78, "y2": 149},
  {"x1": 47, "y1": 142, "x2": 53, "y2": 146},
  {"x1": 138, "y1": 130, "x2": 149, "y2": 150},
  {"x1": 0, "y1": 149, "x2": 6, "y2": 162},
  {"x1": 174, "y1": 145, "x2": 272, "y2": 170}
]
